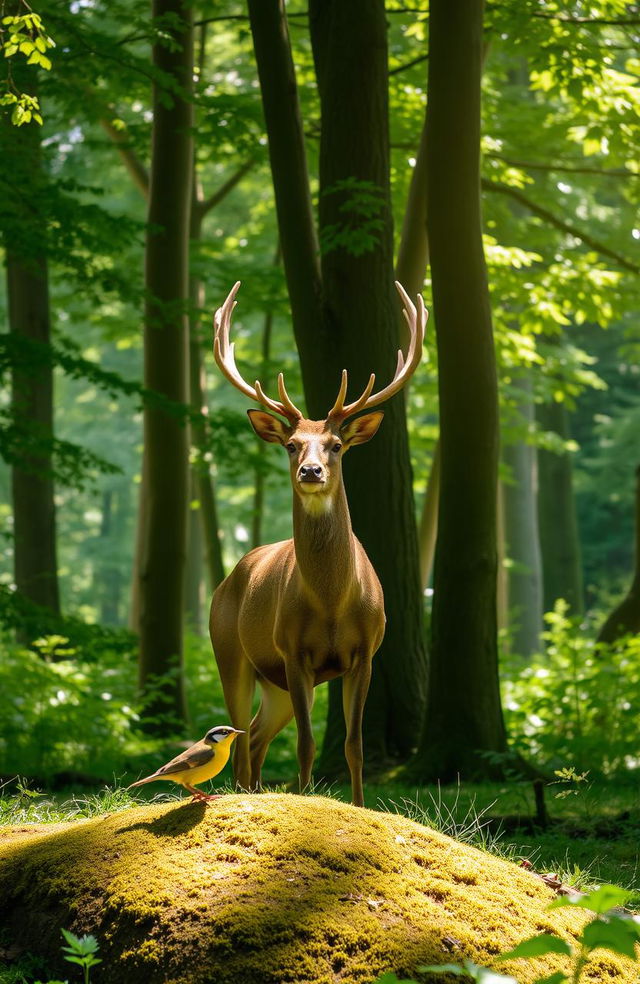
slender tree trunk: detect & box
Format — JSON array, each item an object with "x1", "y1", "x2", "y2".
[
  {"x1": 537, "y1": 401, "x2": 584, "y2": 613},
  {"x1": 503, "y1": 377, "x2": 544, "y2": 659},
  {"x1": 415, "y1": 0, "x2": 508, "y2": 780},
  {"x1": 597, "y1": 464, "x2": 640, "y2": 643},
  {"x1": 2, "y1": 106, "x2": 60, "y2": 627},
  {"x1": 187, "y1": 202, "x2": 225, "y2": 618},
  {"x1": 309, "y1": 0, "x2": 427, "y2": 767},
  {"x1": 247, "y1": 0, "x2": 324, "y2": 358},
  {"x1": 394, "y1": 110, "x2": 441, "y2": 594},
  {"x1": 137, "y1": 0, "x2": 193, "y2": 728}
]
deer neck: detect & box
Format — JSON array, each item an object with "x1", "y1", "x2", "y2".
[{"x1": 292, "y1": 480, "x2": 356, "y2": 606}]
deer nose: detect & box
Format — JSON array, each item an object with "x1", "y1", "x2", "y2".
[{"x1": 298, "y1": 464, "x2": 324, "y2": 483}]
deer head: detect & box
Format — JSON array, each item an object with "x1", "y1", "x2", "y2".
[{"x1": 213, "y1": 281, "x2": 427, "y2": 513}]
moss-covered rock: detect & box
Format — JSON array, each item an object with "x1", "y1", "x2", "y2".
[{"x1": 0, "y1": 794, "x2": 635, "y2": 983}]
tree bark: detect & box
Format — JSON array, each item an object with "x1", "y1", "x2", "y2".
[
  {"x1": 248, "y1": 0, "x2": 427, "y2": 770},
  {"x1": 309, "y1": 0, "x2": 427, "y2": 767},
  {"x1": 536, "y1": 400, "x2": 584, "y2": 614},
  {"x1": 415, "y1": 0, "x2": 508, "y2": 780},
  {"x1": 2, "y1": 106, "x2": 60, "y2": 627},
  {"x1": 502, "y1": 377, "x2": 544, "y2": 659},
  {"x1": 597, "y1": 464, "x2": 640, "y2": 643},
  {"x1": 7, "y1": 254, "x2": 60, "y2": 620},
  {"x1": 247, "y1": 0, "x2": 324, "y2": 364},
  {"x1": 137, "y1": 0, "x2": 193, "y2": 727}
]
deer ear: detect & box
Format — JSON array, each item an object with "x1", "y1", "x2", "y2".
[
  {"x1": 340, "y1": 411, "x2": 384, "y2": 447},
  {"x1": 247, "y1": 409, "x2": 290, "y2": 445}
]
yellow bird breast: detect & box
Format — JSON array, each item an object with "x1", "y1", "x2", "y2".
[{"x1": 182, "y1": 744, "x2": 232, "y2": 786}]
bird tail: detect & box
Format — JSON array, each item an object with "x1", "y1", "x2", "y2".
[{"x1": 127, "y1": 775, "x2": 157, "y2": 789}]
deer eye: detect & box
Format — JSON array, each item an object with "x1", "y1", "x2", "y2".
[
  {"x1": 332, "y1": 442, "x2": 342, "y2": 453},
  {"x1": 286, "y1": 442, "x2": 296, "y2": 454}
]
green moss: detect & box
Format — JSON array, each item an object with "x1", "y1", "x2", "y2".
[{"x1": 0, "y1": 794, "x2": 636, "y2": 984}]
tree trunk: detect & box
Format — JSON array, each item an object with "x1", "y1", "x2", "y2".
[
  {"x1": 188, "y1": 204, "x2": 225, "y2": 606},
  {"x1": 309, "y1": 0, "x2": 427, "y2": 768},
  {"x1": 137, "y1": 0, "x2": 193, "y2": 728},
  {"x1": 597, "y1": 464, "x2": 640, "y2": 643},
  {"x1": 536, "y1": 400, "x2": 584, "y2": 614},
  {"x1": 415, "y1": 0, "x2": 508, "y2": 780},
  {"x1": 249, "y1": 0, "x2": 427, "y2": 771},
  {"x1": 247, "y1": 0, "x2": 324, "y2": 360},
  {"x1": 2, "y1": 106, "x2": 60, "y2": 628},
  {"x1": 502, "y1": 377, "x2": 544, "y2": 659}
]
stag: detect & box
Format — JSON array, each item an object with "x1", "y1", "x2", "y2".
[{"x1": 209, "y1": 282, "x2": 426, "y2": 805}]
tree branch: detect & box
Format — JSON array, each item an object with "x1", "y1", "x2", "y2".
[
  {"x1": 482, "y1": 177, "x2": 640, "y2": 274},
  {"x1": 488, "y1": 153, "x2": 637, "y2": 179},
  {"x1": 195, "y1": 158, "x2": 255, "y2": 218},
  {"x1": 389, "y1": 53, "x2": 428, "y2": 76},
  {"x1": 98, "y1": 117, "x2": 149, "y2": 199}
]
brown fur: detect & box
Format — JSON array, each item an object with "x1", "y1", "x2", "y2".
[{"x1": 210, "y1": 416, "x2": 385, "y2": 806}]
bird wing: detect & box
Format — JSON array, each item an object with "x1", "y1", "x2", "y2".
[{"x1": 153, "y1": 741, "x2": 214, "y2": 777}]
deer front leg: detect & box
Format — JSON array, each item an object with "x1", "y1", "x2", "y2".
[
  {"x1": 342, "y1": 656, "x2": 373, "y2": 807},
  {"x1": 285, "y1": 657, "x2": 316, "y2": 793}
]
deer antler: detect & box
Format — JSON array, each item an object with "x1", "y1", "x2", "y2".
[
  {"x1": 328, "y1": 281, "x2": 427, "y2": 422},
  {"x1": 213, "y1": 282, "x2": 302, "y2": 424}
]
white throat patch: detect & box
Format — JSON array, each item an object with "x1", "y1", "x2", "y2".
[{"x1": 299, "y1": 492, "x2": 334, "y2": 517}]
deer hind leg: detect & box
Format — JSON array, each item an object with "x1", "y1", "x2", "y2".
[
  {"x1": 249, "y1": 681, "x2": 294, "y2": 790},
  {"x1": 342, "y1": 656, "x2": 373, "y2": 807},
  {"x1": 285, "y1": 658, "x2": 316, "y2": 794}
]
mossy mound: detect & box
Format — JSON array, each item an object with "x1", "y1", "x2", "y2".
[{"x1": 0, "y1": 794, "x2": 634, "y2": 984}]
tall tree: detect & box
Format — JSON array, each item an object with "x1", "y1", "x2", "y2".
[
  {"x1": 137, "y1": 0, "x2": 193, "y2": 726},
  {"x1": 247, "y1": 0, "x2": 427, "y2": 769},
  {"x1": 415, "y1": 0, "x2": 508, "y2": 779},
  {"x1": 1, "y1": 94, "x2": 60, "y2": 625},
  {"x1": 537, "y1": 401, "x2": 584, "y2": 614},
  {"x1": 597, "y1": 464, "x2": 640, "y2": 643}
]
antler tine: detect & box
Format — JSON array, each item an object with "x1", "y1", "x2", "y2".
[
  {"x1": 213, "y1": 283, "x2": 302, "y2": 423},
  {"x1": 328, "y1": 282, "x2": 427, "y2": 422}
]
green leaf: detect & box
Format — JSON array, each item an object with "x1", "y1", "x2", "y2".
[
  {"x1": 420, "y1": 961, "x2": 517, "y2": 983},
  {"x1": 372, "y1": 974, "x2": 417, "y2": 984},
  {"x1": 498, "y1": 934, "x2": 572, "y2": 961},
  {"x1": 549, "y1": 884, "x2": 634, "y2": 915},
  {"x1": 532, "y1": 973, "x2": 567, "y2": 984},
  {"x1": 581, "y1": 918, "x2": 640, "y2": 960}
]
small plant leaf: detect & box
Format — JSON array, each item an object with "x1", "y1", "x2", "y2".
[
  {"x1": 498, "y1": 933, "x2": 572, "y2": 961},
  {"x1": 548, "y1": 884, "x2": 634, "y2": 915},
  {"x1": 532, "y1": 973, "x2": 568, "y2": 984},
  {"x1": 581, "y1": 917, "x2": 640, "y2": 960},
  {"x1": 420, "y1": 961, "x2": 517, "y2": 983}
]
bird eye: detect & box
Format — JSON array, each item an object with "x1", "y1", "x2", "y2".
[
  {"x1": 332, "y1": 443, "x2": 342, "y2": 453},
  {"x1": 286, "y1": 442, "x2": 296, "y2": 454}
]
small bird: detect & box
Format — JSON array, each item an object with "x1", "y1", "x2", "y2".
[{"x1": 127, "y1": 726, "x2": 243, "y2": 801}]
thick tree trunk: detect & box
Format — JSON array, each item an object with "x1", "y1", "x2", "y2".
[
  {"x1": 503, "y1": 377, "x2": 544, "y2": 659},
  {"x1": 537, "y1": 401, "x2": 584, "y2": 614},
  {"x1": 249, "y1": 0, "x2": 427, "y2": 770},
  {"x1": 597, "y1": 465, "x2": 640, "y2": 643},
  {"x1": 2, "y1": 108, "x2": 60, "y2": 626},
  {"x1": 137, "y1": 0, "x2": 193, "y2": 727},
  {"x1": 7, "y1": 253, "x2": 60, "y2": 621},
  {"x1": 309, "y1": 0, "x2": 427, "y2": 767},
  {"x1": 415, "y1": 0, "x2": 508, "y2": 780}
]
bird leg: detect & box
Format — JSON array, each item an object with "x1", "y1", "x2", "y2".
[{"x1": 184, "y1": 783, "x2": 222, "y2": 802}]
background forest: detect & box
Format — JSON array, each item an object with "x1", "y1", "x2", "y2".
[{"x1": 0, "y1": 0, "x2": 639, "y2": 807}]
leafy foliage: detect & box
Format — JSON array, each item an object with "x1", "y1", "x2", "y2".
[
  {"x1": 502, "y1": 602, "x2": 640, "y2": 776},
  {"x1": 1, "y1": 2, "x2": 54, "y2": 125}
]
